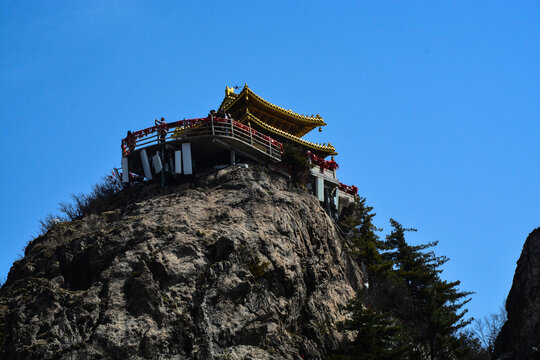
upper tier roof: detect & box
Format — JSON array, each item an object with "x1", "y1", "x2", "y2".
[{"x1": 219, "y1": 84, "x2": 327, "y2": 138}]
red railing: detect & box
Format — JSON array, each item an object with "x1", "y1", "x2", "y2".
[
  {"x1": 122, "y1": 117, "x2": 207, "y2": 154},
  {"x1": 308, "y1": 151, "x2": 339, "y2": 171},
  {"x1": 307, "y1": 152, "x2": 357, "y2": 197},
  {"x1": 339, "y1": 182, "x2": 358, "y2": 196},
  {"x1": 121, "y1": 116, "x2": 357, "y2": 196},
  {"x1": 121, "y1": 117, "x2": 283, "y2": 160}
]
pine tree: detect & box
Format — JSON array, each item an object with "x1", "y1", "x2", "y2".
[
  {"x1": 334, "y1": 293, "x2": 411, "y2": 360},
  {"x1": 382, "y1": 219, "x2": 473, "y2": 359},
  {"x1": 281, "y1": 143, "x2": 312, "y2": 184},
  {"x1": 340, "y1": 198, "x2": 388, "y2": 278},
  {"x1": 336, "y1": 201, "x2": 475, "y2": 359},
  {"x1": 336, "y1": 200, "x2": 410, "y2": 359}
]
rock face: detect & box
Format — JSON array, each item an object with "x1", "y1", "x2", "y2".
[
  {"x1": 0, "y1": 166, "x2": 362, "y2": 359},
  {"x1": 494, "y1": 227, "x2": 540, "y2": 360}
]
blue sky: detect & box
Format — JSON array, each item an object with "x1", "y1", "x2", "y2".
[{"x1": 1, "y1": 1, "x2": 538, "y2": 324}]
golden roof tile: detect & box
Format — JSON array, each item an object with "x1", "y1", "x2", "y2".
[
  {"x1": 222, "y1": 85, "x2": 327, "y2": 127},
  {"x1": 239, "y1": 112, "x2": 337, "y2": 156}
]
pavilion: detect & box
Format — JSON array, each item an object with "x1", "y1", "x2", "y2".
[{"x1": 119, "y1": 85, "x2": 357, "y2": 216}]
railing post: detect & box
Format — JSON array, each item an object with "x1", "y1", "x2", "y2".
[
  {"x1": 211, "y1": 116, "x2": 214, "y2": 136},
  {"x1": 230, "y1": 118, "x2": 234, "y2": 138},
  {"x1": 249, "y1": 122, "x2": 253, "y2": 146},
  {"x1": 268, "y1": 138, "x2": 271, "y2": 155}
]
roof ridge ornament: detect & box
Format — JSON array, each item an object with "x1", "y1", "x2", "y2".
[
  {"x1": 220, "y1": 84, "x2": 329, "y2": 138},
  {"x1": 226, "y1": 86, "x2": 236, "y2": 96}
]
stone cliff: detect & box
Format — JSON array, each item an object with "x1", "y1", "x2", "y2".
[
  {"x1": 494, "y1": 227, "x2": 540, "y2": 360},
  {"x1": 0, "y1": 166, "x2": 363, "y2": 359}
]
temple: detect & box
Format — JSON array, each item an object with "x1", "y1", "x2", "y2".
[
  {"x1": 119, "y1": 85, "x2": 357, "y2": 217},
  {"x1": 218, "y1": 85, "x2": 336, "y2": 157}
]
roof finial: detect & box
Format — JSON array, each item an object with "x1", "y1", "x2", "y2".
[{"x1": 226, "y1": 86, "x2": 235, "y2": 96}]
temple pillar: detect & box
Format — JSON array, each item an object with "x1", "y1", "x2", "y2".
[
  {"x1": 316, "y1": 177, "x2": 324, "y2": 202},
  {"x1": 174, "y1": 150, "x2": 182, "y2": 174},
  {"x1": 152, "y1": 152, "x2": 163, "y2": 173},
  {"x1": 182, "y1": 143, "x2": 193, "y2": 175},
  {"x1": 121, "y1": 157, "x2": 129, "y2": 183},
  {"x1": 140, "y1": 149, "x2": 152, "y2": 181}
]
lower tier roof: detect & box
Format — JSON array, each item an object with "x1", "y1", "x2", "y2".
[{"x1": 238, "y1": 111, "x2": 337, "y2": 157}]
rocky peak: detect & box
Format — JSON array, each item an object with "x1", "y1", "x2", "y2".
[
  {"x1": 0, "y1": 166, "x2": 363, "y2": 359},
  {"x1": 494, "y1": 227, "x2": 540, "y2": 360}
]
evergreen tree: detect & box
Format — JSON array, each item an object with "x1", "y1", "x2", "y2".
[
  {"x1": 336, "y1": 201, "x2": 476, "y2": 360},
  {"x1": 334, "y1": 293, "x2": 411, "y2": 360},
  {"x1": 281, "y1": 143, "x2": 312, "y2": 184},
  {"x1": 336, "y1": 200, "x2": 410, "y2": 359},
  {"x1": 382, "y1": 219, "x2": 473, "y2": 359},
  {"x1": 452, "y1": 330, "x2": 490, "y2": 360},
  {"x1": 340, "y1": 198, "x2": 388, "y2": 277}
]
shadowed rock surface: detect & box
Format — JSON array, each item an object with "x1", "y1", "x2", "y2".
[
  {"x1": 0, "y1": 166, "x2": 362, "y2": 359},
  {"x1": 494, "y1": 227, "x2": 540, "y2": 360}
]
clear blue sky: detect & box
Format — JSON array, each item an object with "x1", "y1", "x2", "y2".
[{"x1": 1, "y1": 1, "x2": 538, "y2": 324}]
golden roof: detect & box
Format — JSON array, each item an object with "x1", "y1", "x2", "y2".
[
  {"x1": 219, "y1": 84, "x2": 327, "y2": 137},
  {"x1": 239, "y1": 111, "x2": 337, "y2": 156}
]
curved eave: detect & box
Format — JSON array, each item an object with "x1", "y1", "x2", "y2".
[
  {"x1": 218, "y1": 93, "x2": 237, "y2": 111},
  {"x1": 240, "y1": 113, "x2": 337, "y2": 156},
  {"x1": 224, "y1": 86, "x2": 327, "y2": 127}
]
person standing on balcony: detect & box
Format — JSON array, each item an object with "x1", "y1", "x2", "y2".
[
  {"x1": 155, "y1": 117, "x2": 167, "y2": 144},
  {"x1": 126, "y1": 131, "x2": 135, "y2": 153}
]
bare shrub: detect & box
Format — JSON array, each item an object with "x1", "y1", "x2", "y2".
[
  {"x1": 59, "y1": 199, "x2": 81, "y2": 221},
  {"x1": 38, "y1": 213, "x2": 62, "y2": 234},
  {"x1": 63, "y1": 175, "x2": 122, "y2": 219},
  {"x1": 38, "y1": 173, "x2": 123, "y2": 235},
  {"x1": 472, "y1": 301, "x2": 507, "y2": 355}
]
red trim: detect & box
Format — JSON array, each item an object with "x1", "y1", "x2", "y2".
[
  {"x1": 308, "y1": 151, "x2": 339, "y2": 171},
  {"x1": 339, "y1": 182, "x2": 358, "y2": 196},
  {"x1": 120, "y1": 117, "x2": 356, "y2": 194},
  {"x1": 121, "y1": 117, "x2": 284, "y2": 155}
]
